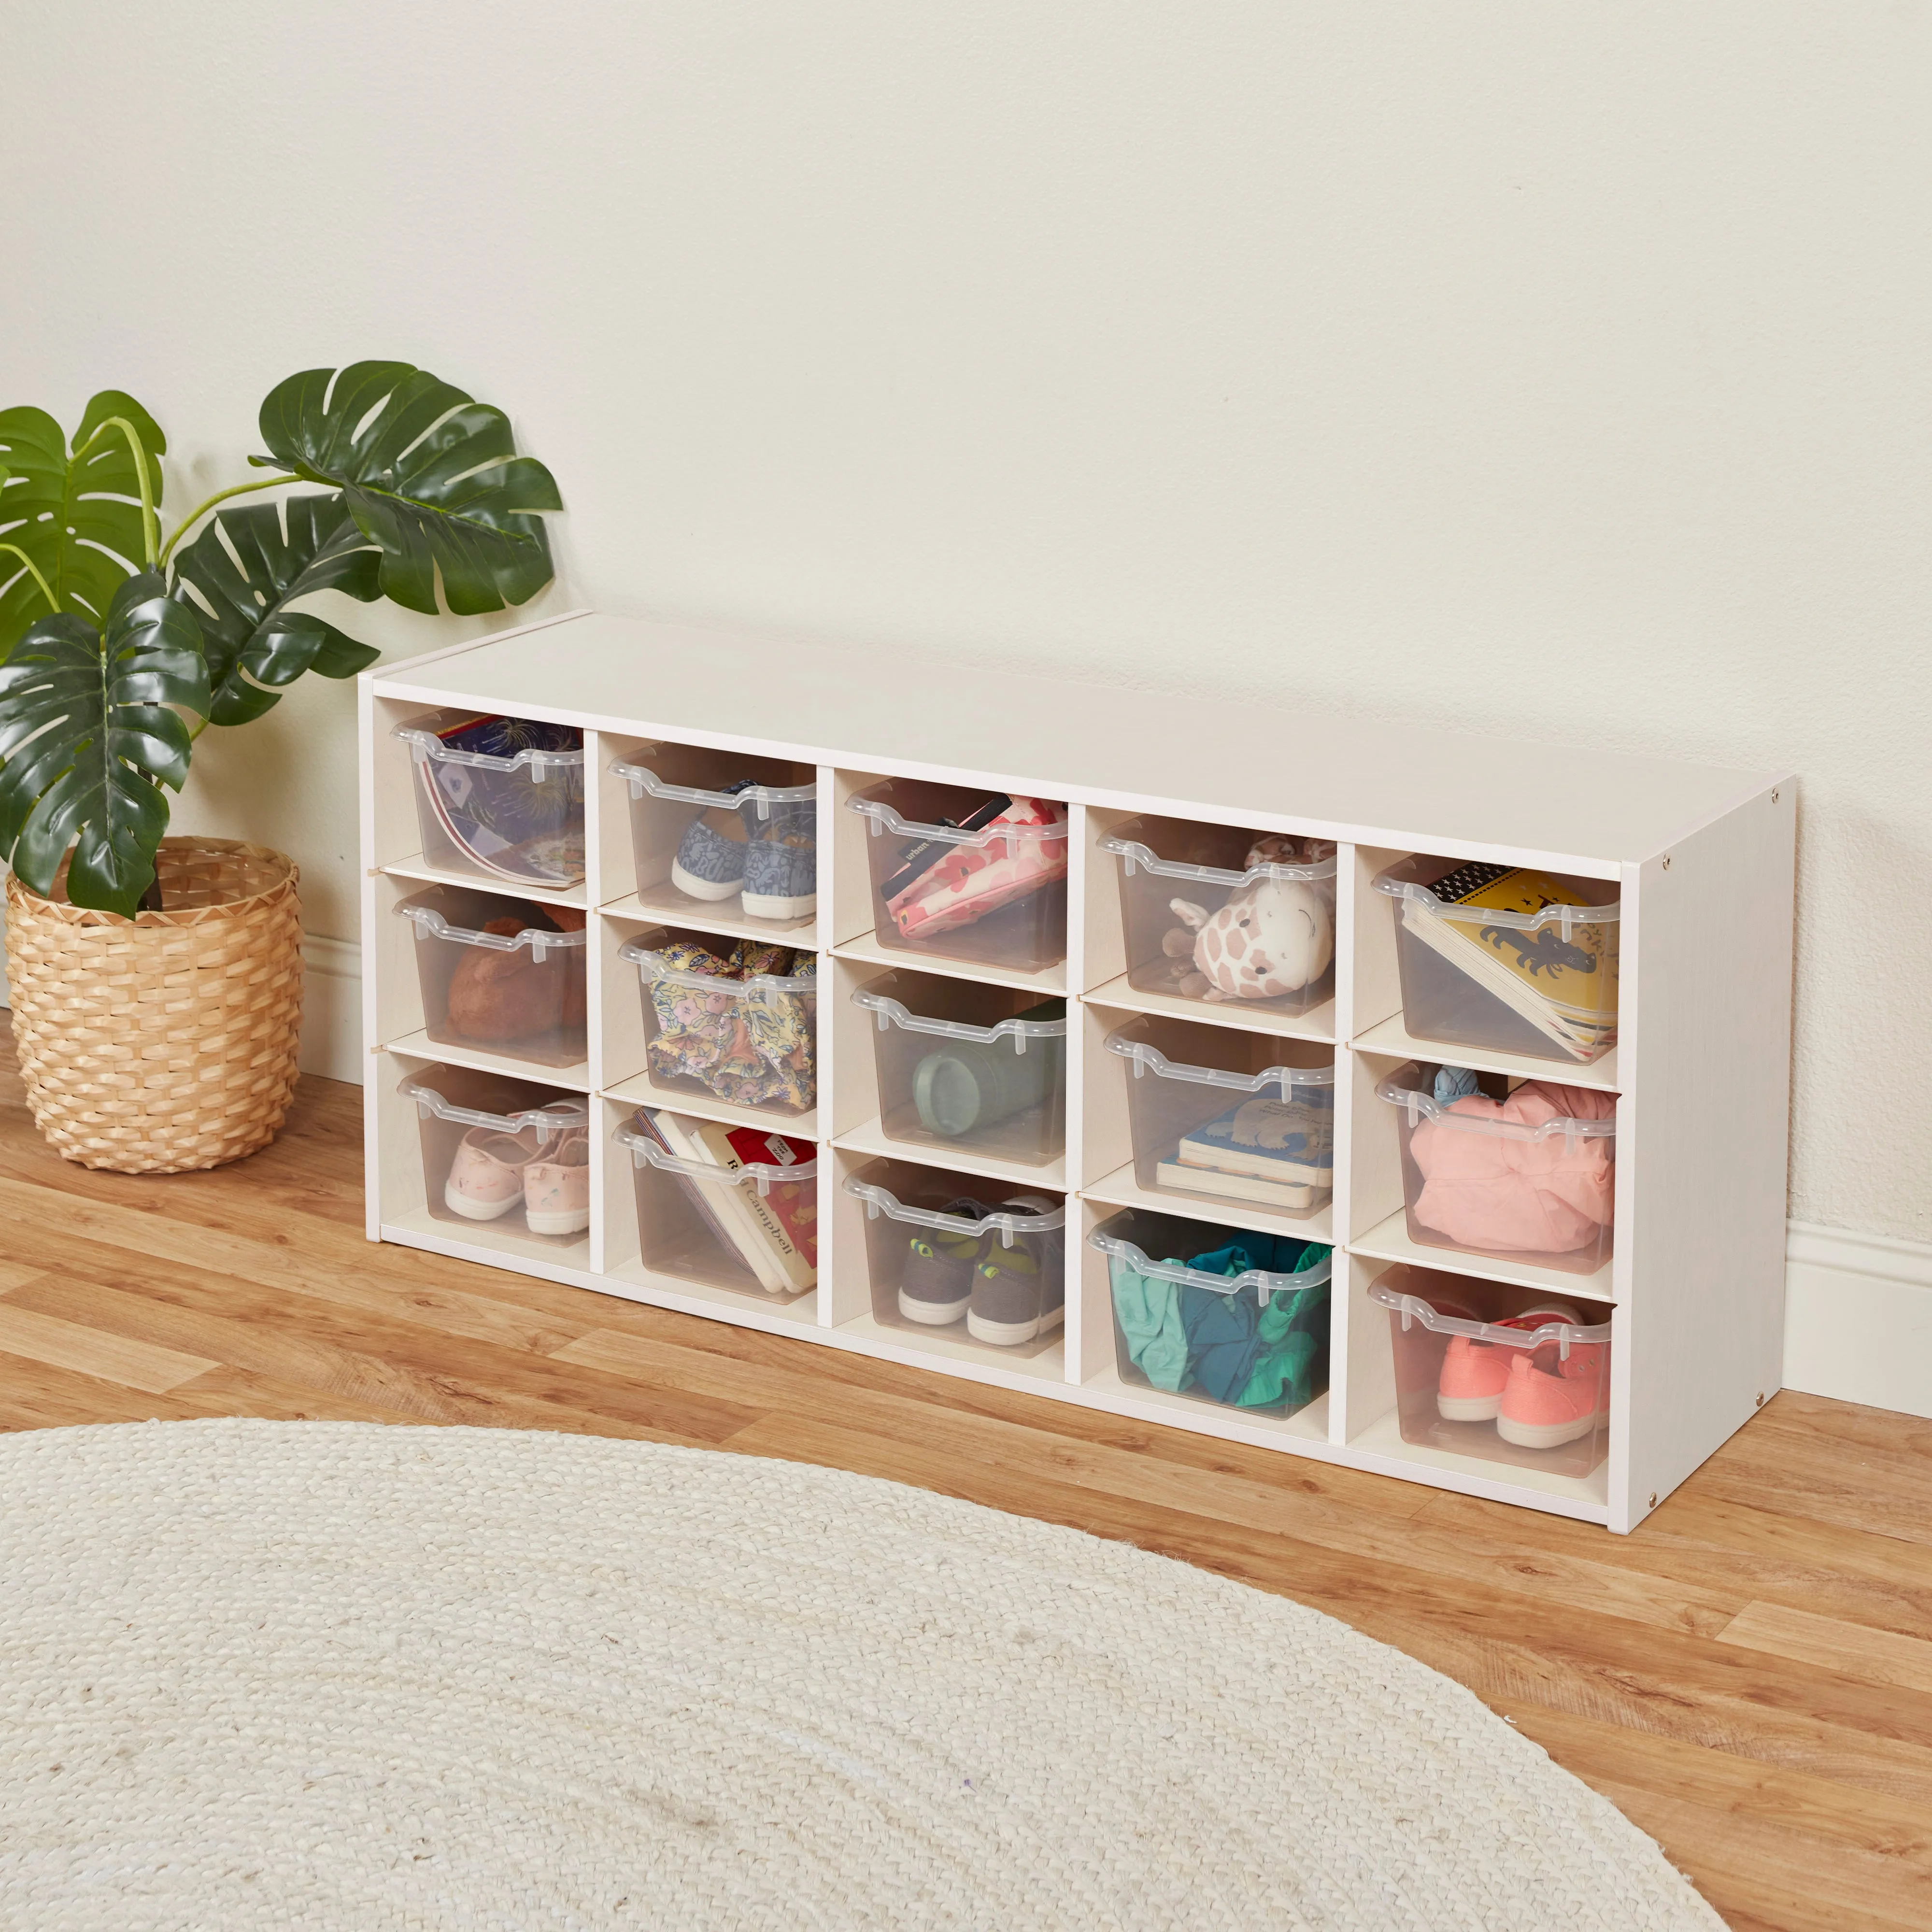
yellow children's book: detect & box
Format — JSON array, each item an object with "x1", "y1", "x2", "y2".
[{"x1": 1402, "y1": 862, "x2": 1619, "y2": 1059}]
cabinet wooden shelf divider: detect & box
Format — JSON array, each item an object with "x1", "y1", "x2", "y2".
[{"x1": 361, "y1": 610, "x2": 1795, "y2": 1533}]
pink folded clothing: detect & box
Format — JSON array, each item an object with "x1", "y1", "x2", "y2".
[
  {"x1": 1410, "y1": 1081, "x2": 1615, "y2": 1256},
  {"x1": 885, "y1": 797, "x2": 1068, "y2": 941}
]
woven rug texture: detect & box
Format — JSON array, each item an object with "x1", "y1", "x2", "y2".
[{"x1": 0, "y1": 1420, "x2": 1720, "y2": 1931}]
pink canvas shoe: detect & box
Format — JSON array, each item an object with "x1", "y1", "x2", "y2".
[
  {"x1": 445, "y1": 1125, "x2": 548, "y2": 1221},
  {"x1": 523, "y1": 1129, "x2": 590, "y2": 1236},
  {"x1": 1436, "y1": 1303, "x2": 1582, "y2": 1422},
  {"x1": 1497, "y1": 1338, "x2": 1609, "y2": 1449}
]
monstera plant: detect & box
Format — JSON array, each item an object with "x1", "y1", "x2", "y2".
[{"x1": 0, "y1": 363, "x2": 561, "y2": 915}]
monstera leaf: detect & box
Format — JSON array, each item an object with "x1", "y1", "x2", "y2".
[
  {"x1": 0, "y1": 392, "x2": 165, "y2": 659},
  {"x1": 169, "y1": 492, "x2": 382, "y2": 725},
  {"x1": 254, "y1": 362, "x2": 560, "y2": 616},
  {"x1": 0, "y1": 572, "x2": 209, "y2": 916}
]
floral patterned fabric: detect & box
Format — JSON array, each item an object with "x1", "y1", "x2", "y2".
[{"x1": 643, "y1": 939, "x2": 816, "y2": 1113}]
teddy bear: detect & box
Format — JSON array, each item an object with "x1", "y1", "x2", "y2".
[
  {"x1": 1158, "y1": 836, "x2": 1335, "y2": 1003},
  {"x1": 446, "y1": 904, "x2": 587, "y2": 1043}
]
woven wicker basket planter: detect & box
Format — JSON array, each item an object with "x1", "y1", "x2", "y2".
[{"x1": 4, "y1": 838, "x2": 303, "y2": 1174}]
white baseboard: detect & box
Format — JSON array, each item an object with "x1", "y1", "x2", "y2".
[
  {"x1": 1783, "y1": 1221, "x2": 1932, "y2": 1420},
  {"x1": 298, "y1": 934, "x2": 364, "y2": 1084},
  {"x1": 7, "y1": 938, "x2": 1931, "y2": 1420}
]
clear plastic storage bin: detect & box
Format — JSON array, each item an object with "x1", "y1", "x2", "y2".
[
  {"x1": 393, "y1": 710, "x2": 585, "y2": 888},
  {"x1": 619, "y1": 932, "x2": 818, "y2": 1117},
  {"x1": 1368, "y1": 1264, "x2": 1612, "y2": 1477},
  {"x1": 398, "y1": 1065, "x2": 590, "y2": 1243},
  {"x1": 1099, "y1": 815, "x2": 1336, "y2": 1015},
  {"x1": 1088, "y1": 1207, "x2": 1331, "y2": 1419},
  {"x1": 616, "y1": 1111, "x2": 819, "y2": 1301},
  {"x1": 395, "y1": 884, "x2": 587, "y2": 1068},
  {"x1": 1104, "y1": 1014, "x2": 1334, "y2": 1219},
  {"x1": 851, "y1": 969, "x2": 1066, "y2": 1166},
  {"x1": 1377, "y1": 1062, "x2": 1616, "y2": 1275},
  {"x1": 843, "y1": 1158, "x2": 1066, "y2": 1353},
  {"x1": 847, "y1": 779, "x2": 1070, "y2": 974},
  {"x1": 1373, "y1": 854, "x2": 1620, "y2": 1065},
  {"x1": 610, "y1": 744, "x2": 817, "y2": 931}
]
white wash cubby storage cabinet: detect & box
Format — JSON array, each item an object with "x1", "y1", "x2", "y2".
[{"x1": 358, "y1": 610, "x2": 1795, "y2": 1533}]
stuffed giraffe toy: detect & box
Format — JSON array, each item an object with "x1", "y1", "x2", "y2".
[{"x1": 1165, "y1": 836, "x2": 1335, "y2": 1002}]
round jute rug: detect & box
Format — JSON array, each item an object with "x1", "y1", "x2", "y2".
[{"x1": 0, "y1": 1420, "x2": 1718, "y2": 1931}]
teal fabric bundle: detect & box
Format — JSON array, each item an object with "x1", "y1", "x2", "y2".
[{"x1": 1109, "y1": 1231, "x2": 1330, "y2": 1415}]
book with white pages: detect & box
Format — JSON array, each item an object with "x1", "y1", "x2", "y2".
[
  {"x1": 1153, "y1": 1159, "x2": 1320, "y2": 1212},
  {"x1": 1159, "y1": 1095, "x2": 1333, "y2": 1210},
  {"x1": 647, "y1": 1109, "x2": 796, "y2": 1293}
]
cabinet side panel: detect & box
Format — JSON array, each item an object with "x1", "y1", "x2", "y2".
[
  {"x1": 1619, "y1": 784, "x2": 1794, "y2": 1528},
  {"x1": 359, "y1": 677, "x2": 383, "y2": 1240}
]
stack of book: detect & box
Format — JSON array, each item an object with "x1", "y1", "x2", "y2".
[
  {"x1": 634, "y1": 1109, "x2": 817, "y2": 1294},
  {"x1": 1400, "y1": 862, "x2": 1618, "y2": 1061},
  {"x1": 1157, "y1": 1095, "x2": 1333, "y2": 1212}
]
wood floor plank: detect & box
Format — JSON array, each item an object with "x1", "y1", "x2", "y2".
[
  {"x1": 4, "y1": 1265, "x2": 762, "y2": 1448},
  {"x1": 1588, "y1": 1780, "x2": 1932, "y2": 1932},
  {"x1": 1719, "y1": 1600, "x2": 1932, "y2": 1698},
  {"x1": 4, "y1": 1017, "x2": 1930, "y2": 1932},
  {"x1": 612, "y1": 1324, "x2": 1745, "y2": 1641},
  {"x1": 1416, "y1": 1486, "x2": 1932, "y2": 1643},
  {"x1": 1507, "y1": 1704, "x2": 1932, "y2": 1868},
  {"x1": 1691, "y1": 1421, "x2": 1932, "y2": 1549},
  {"x1": 1637, "y1": 1488, "x2": 1932, "y2": 1621},
  {"x1": 0, "y1": 1301, "x2": 219, "y2": 1394},
  {"x1": 167, "y1": 1366, "x2": 426, "y2": 1428},
  {"x1": 0, "y1": 1353, "x2": 221, "y2": 1432}
]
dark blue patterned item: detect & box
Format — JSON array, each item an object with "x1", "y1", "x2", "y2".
[{"x1": 413, "y1": 714, "x2": 586, "y2": 885}]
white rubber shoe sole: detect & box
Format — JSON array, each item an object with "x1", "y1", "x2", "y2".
[
  {"x1": 525, "y1": 1206, "x2": 591, "y2": 1236},
  {"x1": 1495, "y1": 1407, "x2": 1607, "y2": 1449},
  {"x1": 1436, "y1": 1392, "x2": 1505, "y2": 1423},
  {"x1": 899, "y1": 1289, "x2": 969, "y2": 1326},
  {"x1": 444, "y1": 1183, "x2": 521, "y2": 1222},
  {"x1": 965, "y1": 1303, "x2": 1065, "y2": 1348},
  {"x1": 740, "y1": 889, "x2": 817, "y2": 921},
  {"x1": 671, "y1": 860, "x2": 745, "y2": 902}
]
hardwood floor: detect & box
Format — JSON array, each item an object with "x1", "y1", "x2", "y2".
[{"x1": 0, "y1": 1021, "x2": 1927, "y2": 1931}]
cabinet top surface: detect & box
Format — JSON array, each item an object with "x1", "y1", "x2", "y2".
[{"x1": 374, "y1": 611, "x2": 1784, "y2": 866}]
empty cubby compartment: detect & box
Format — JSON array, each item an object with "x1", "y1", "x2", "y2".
[
  {"x1": 1368, "y1": 1264, "x2": 1613, "y2": 1477},
  {"x1": 1099, "y1": 814, "x2": 1336, "y2": 1015},
  {"x1": 851, "y1": 969, "x2": 1066, "y2": 1166},
  {"x1": 620, "y1": 931, "x2": 818, "y2": 1117},
  {"x1": 395, "y1": 884, "x2": 588, "y2": 1068},
  {"x1": 609, "y1": 744, "x2": 818, "y2": 928},
  {"x1": 846, "y1": 778, "x2": 1069, "y2": 973},
  {"x1": 392, "y1": 709, "x2": 585, "y2": 888},
  {"x1": 1376, "y1": 1062, "x2": 1616, "y2": 1276},
  {"x1": 1373, "y1": 854, "x2": 1620, "y2": 1065},
  {"x1": 398, "y1": 1064, "x2": 590, "y2": 1244},
  {"x1": 843, "y1": 1158, "x2": 1065, "y2": 1355},
  {"x1": 1088, "y1": 1206, "x2": 1331, "y2": 1420},
  {"x1": 616, "y1": 1111, "x2": 819, "y2": 1301},
  {"x1": 1104, "y1": 1012, "x2": 1334, "y2": 1218}
]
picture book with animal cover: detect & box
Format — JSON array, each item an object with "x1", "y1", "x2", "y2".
[
  {"x1": 1402, "y1": 863, "x2": 1618, "y2": 1059},
  {"x1": 1158, "y1": 1095, "x2": 1334, "y2": 1210}
]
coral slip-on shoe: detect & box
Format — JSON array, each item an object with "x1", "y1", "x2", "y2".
[
  {"x1": 1497, "y1": 1337, "x2": 1610, "y2": 1449},
  {"x1": 1436, "y1": 1303, "x2": 1583, "y2": 1422}
]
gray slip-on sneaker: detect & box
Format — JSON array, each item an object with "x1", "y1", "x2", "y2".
[{"x1": 966, "y1": 1194, "x2": 1065, "y2": 1346}]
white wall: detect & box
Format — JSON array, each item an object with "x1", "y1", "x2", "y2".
[{"x1": 3, "y1": 1, "x2": 1929, "y2": 1257}]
